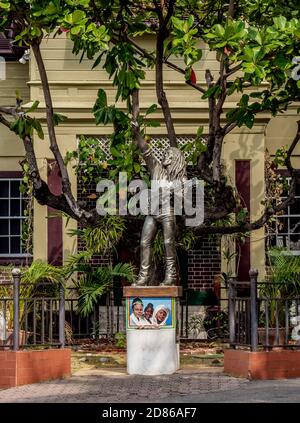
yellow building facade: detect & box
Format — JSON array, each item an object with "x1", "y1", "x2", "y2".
[{"x1": 0, "y1": 33, "x2": 299, "y2": 288}]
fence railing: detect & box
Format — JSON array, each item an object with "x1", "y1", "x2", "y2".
[
  {"x1": 228, "y1": 269, "x2": 300, "y2": 351},
  {"x1": 0, "y1": 269, "x2": 65, "y2": 350},
  {"x1": 0, "y1": 268, "x2": 230, "y2": 350}
]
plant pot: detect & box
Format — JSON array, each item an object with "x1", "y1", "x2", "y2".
[{"x1": 258, "y1": 327, "x2": 287, "y2": 347}]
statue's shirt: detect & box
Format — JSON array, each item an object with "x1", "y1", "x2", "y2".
[{"x1": 141, "y1": 147, "x2": 183, "y2": 217}]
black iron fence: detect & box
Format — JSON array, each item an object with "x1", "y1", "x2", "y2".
[
  {"x1": 0, "y1": 268, "x2": 231, "y2": 350},
  {"x1": 229, "y1": 269, "x2": 300, "y2": 351},
  {"x1": 0, "y1": 269, "x2": 66, "y2": 350}
]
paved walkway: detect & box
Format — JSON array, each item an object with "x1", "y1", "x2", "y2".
[
  {"x1": 1, "y1": 368, "x2": 300, "y2": 403},
  {"x1": 0, "y1": 368, "x2": 248, "y2": 403}
]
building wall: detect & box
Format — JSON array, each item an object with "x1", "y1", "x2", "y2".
[
  {"x1": 0, "y1": 62, "x2": 29, "y2": 281},
  {"x1": 266, "y1": 112, "x2": 300, "y2": 161},
  {"x1": 0, "y1": 62, "x2": 29, "y2": 106},
  {"x1": 0, "y1": 61, "x2": 29, "y2": 162},
  {"x1": 4, "y1": 33, "x2": 299, "y2": 288}
]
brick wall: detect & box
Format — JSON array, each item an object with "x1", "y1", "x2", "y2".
[
  {"x1": 224, "y1": 349, "x2": 300, "y2": 380},
  {"x1": 187, "y1": 236, "x2": 221, "y2": 290},
  {"x1": 0, "y1": 349, "x2": 71, "y2": 388},
  {"x1": 0, "y1": 267, "x2": 12, "y2": 284}
]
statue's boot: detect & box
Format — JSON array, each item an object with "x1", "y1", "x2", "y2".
[
  {"x1": 160, "y1": 215, "x2": 177, "y2": 286},
  {"x1": 134, "y1": 239, "x2": 153, "y2": 286},
  {"x1": 160, "y1": 248, "x2": 177, "y2": 286},
  {"x1": 135, "y1": 271, "x2": 151, "y2": 286}
]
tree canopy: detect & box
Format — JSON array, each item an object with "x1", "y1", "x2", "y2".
[{"x1": 0, "y1": 0, "x2": 300, "y2": 239}]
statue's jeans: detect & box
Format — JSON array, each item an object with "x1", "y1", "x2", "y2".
[{"x1": 136, "y1": 213, "x2": 177, "y2": 286}]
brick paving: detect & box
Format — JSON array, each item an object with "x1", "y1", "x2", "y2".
[{"x1": 0, "y1": 368, "x2": 248, "y2": 403}]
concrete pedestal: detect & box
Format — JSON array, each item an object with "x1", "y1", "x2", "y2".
[
  {"x1": 127, "y1": 329, "x2": 179, "y2": 375},
  {"x1": 124, "y1": 286, "x2": 182, "y2": 376}
]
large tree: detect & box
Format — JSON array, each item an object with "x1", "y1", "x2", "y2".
[{"x1": 0, "y1": 0, "x2": 300, "y2": 240}]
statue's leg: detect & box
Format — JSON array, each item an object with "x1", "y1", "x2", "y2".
[
  {"x1": 160, "y1": 214, "x2": 177, "y2": 286},
  {"x1": 135, "y1": 216, "x2": 158, "y2": 286}
]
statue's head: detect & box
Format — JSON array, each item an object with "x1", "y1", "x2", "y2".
[{"x1": 162, "y1": 147, "x2": 187, "y2": 181}]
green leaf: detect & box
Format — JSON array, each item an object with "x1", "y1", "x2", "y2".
[
  {"x1": 70, "y1": 26, "x2": 81, "y2": 35},
  {"x1": 26, "y1": 101, "x2": 39, "y2": 114},
  {"x1": 273, "y1": 53, "x2": 290, "y2": 70},
  {"x1": 244, "y1": 112, "x2": 255, "y2": 129},
  {"x1": 96, "y1": 89, "x2": 107, "y2": 108},
  {"x1": 0, "y1": 2, "x2": 10, "y2": 10},
  {"x1": 146, "y1": 120, "x2": 160, "y2": 127},
  {"x1": 53, "y1": 113, "x2": 68, "y2": 126},
  {"x1": 31, "y1": 119, "x2": 44, "y2": 139},
  {"x1": 213, "y1": 24, "x2": 225, "y2": 38},
  {"x1": 45, "y1": 2, "x2": 58, "y2": 15},
  {"x1": 240, "y1": 94, "x2": 249, "y2": 107},
  {"x1": 17, "y1": 118, "x2": 25, "y2": 136},
  {"x1": 145, "y1": 104, "x2": 157, "y2": 116},
  {"x1": 187, "y1": 15, "x2": 194, "y2": 28},
  {"x1": 273, "y1": 16, "x2": 287, "y2": 30},
  {"x1": 111, "y1": 146, "x2": 122, "y2": 158},
  {"x1": 72, "y1": 10, "x2": 86, "y2": 24},
  {"x1": 172, "y1": 16, "x2": 184, "y2": 31},
  {"x1": 196, "y1": 126, "x2": 204, "y2": 138},
  {"x1": 202, "y1": 85, "x2": 221, "y2": 99},
  {"x1": 134, "y1": 163, "x2": 141, "y2": 173},
  {"x1": 92, "y1": 52, "x2": 105, "y2": 69},
  {"x1": 242, "y1": 62, "x2": 256, "y2": 74}
]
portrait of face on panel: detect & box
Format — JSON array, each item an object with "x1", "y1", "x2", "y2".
[{"x1": 127, "y1": 297, "x2": 174, "y2": 329}]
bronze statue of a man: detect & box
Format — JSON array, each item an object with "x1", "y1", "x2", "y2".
[{"x1": 135, "y1": 142, "x2": 187, "y2": 286}]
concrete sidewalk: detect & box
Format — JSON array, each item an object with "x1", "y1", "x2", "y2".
[{"x1": 0, "y1": 367, "x2": 300, "y2": 403}]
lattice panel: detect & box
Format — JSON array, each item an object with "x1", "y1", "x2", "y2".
[{"x1": 83, "y1": 136, "x2": 197, "y2": 162}]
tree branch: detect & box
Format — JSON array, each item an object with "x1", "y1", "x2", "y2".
[
  {"x1": 223, "y1": 121, "x2": 238, "y2": 135},
  {"x1": 0, "y1": 114, "x2": 12, "y2": 129},
  {"x1": 155, "y1": 0, "x2": 177, "y2": 147},
  {"x1": 131, "y1": 89, "x2": 148, "y2": 153},
  {"x1": 285, "y1": 120, "x2": 300, "y2": 173},
  {"x1": 197, "y1": 69, "x2": 216, "y2": 173},
  {"x1": 22, "y1": 134, "x2": 82, "y2": 220},
  {"x1": 212, "y1": 58, "x2": 227, "y2": 183},
  {"x1": 196, "y1": 197, "x2": 288, "y2": 235},
  {"x1": 31, "y1": 41, "x2": 83, "y2": 219},
  {"x1": 0, "y1": 106, "x2": 20, "y2": 117},
  {"x1": 164, "y1": 59, "x2": 206, "y2": 93},
  {"x1": 125, "y1": 36, "x2": 206, "y2": 94},
  {"x1": 228, "y1": 0, "x2": 237, "y2": 18},
  {"x1": 196, "y1": 122, "x2": 300, "y2": 235},
  {"x1": 0, "y1": 109, "x2": 85, "y2": 221},
  {"x1": 225, "y1": 63, "x2": 242, "y2": 78}
]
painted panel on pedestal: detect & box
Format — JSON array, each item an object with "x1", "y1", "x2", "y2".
[{"x1": 126, "y1": 297, "x2": 175, "y2": 329}]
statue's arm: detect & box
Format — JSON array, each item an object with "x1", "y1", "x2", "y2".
[
  {"x1": 141, "y1": 146, "x2": 159, "y2": 173},
  {"x1": 131, "y1": 121, "x2": 158, "y2": 171},
  {"x1": 131, "y1": 120, "x2": 148, "y2": 154}
]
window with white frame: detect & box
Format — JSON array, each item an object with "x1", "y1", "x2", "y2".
[
  {"x1": 270, "y1": 177, "x2": 300, "y2": 253},
  {"x1": 0, "y1": 179, "x2": 28, "y2": 256}
]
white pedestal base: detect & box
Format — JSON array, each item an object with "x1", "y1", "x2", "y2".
[{"x1": 127, "y1": 329, "x2": 179, "y2": 375}]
